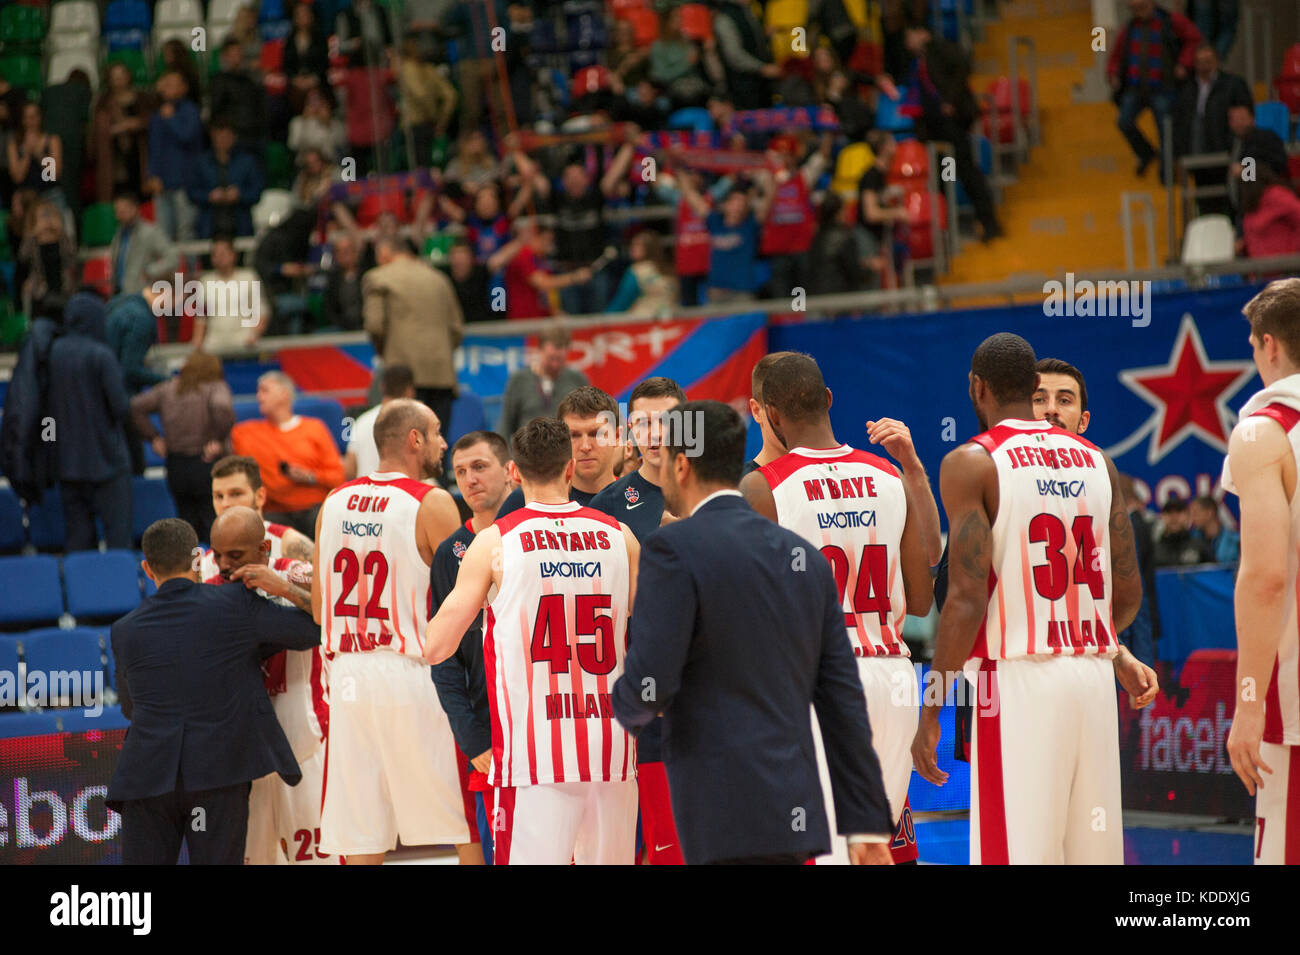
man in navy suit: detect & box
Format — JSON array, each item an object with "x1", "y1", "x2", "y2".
[
  {"x1": 611, "y1": 400, "x2": 895, "y2": 864},
  {"x1": 107, "y1": 518, "x2": 322, "y2": 864}
]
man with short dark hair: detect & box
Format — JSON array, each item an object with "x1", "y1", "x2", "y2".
[
  {"x1": 1189, "y1": 494, "x2": 1239, "y2": 564},
  {"x1": 742, "y1": 352, "x2": 797, "y2": 477},
  {"x1": 1228, "y1": 102, "x2": 1290, "y2": 214},
  {"x1": 198, "y1": 455, "x2": 316, "y2": 581},
  {"x1": 107, "y1": 517, "x2": 321, "y2": 864},
  {"x1": 1172, "y1": 45, "x2": 1251, "y2": 216},
  {"x1": 188, "y1": 118, "x2": 264, "y2": 238},
  {"x1": 1032, "y1": 357, "x2": 1091, "y2": 434},
  {"x1": 345, "y1": 364, "x2": 417, "y2": 481},
  {"x1": 496, "y1": 326, "x2": 589, "y2": 444},
  {"x1": 556, "y1": 385, "x2": 621, "y2": 505},
  {"x1": 614, "y1": 399, "x2": 895, "y2": 865},
  {"x1": 1154, "y1": 496, "x2": 1207, "y2": 565},
  {"x1": 110, "y1": 188, "x2": 179, "y2": 298}
]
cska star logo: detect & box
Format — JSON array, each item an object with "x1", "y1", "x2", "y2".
[
  {"x1": 624, "y1": 486, "x2": 640, "y2": 505},
  {"x1": 452, "y1": 540, "x2": 467, "y2": 559}
]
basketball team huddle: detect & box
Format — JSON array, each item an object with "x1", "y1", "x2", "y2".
[{"x1": 206, "y1": 277, "x2": 1300, "y2": 866}]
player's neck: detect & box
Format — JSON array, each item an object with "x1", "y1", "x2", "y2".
[
  {"x1": 470, "y1": 509, "x2": 497, "y2": 533},
  {"x1": 785, "y1": 425, "x2": 839, "y2": 452},
  {"x1": 636, "y1": 461, "x2": 661, "y2": 487},
  {"x1": 376, "y1": 457, "x2": 419, "y2": 481},
  {"x1": 522, "y1": 481, "x2": 570, "y2": 505},
  {"x1": 572, "y1": 468, "x2": 614, "y2": 495},
  {"x1": 987, "y1": 403, "x2": 1038, "y2": 428},
  {"x1": 754, "y1": 441, "x2": 785, "y2": 466}
]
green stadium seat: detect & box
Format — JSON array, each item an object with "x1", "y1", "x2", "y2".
[
  {"x1": 265, "y1": 142, "x2": 292, "y2": 190},
  {"x1": 107, "y1": 49, "x2": 151, "y2": 85},
  {"x1": 81, "y1": 202, "x2": 118, "y2": 248},
  {"x1": 306, "y1": 291, "x2": 323, "y2": 324},
  {"x1": 423, "y1": 232, "x2": 453, "y2": 266},
  {"x1": 0, "y1": 6, "x2": 47, "y2": 46},
  {"x1": 0, "y1": 308, "x2": 29, "y2": 348},
  {"x1": 1, "y1": 56, "x2": 42, "y2": 91}
]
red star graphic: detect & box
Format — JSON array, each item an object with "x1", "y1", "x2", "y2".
[{"x1": 1117, "y1": 315, "x2": 1257, "y2": 464}]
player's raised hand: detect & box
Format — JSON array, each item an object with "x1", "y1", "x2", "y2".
[
  {"x1": 866, "y1": 418, "x2": 921, "y2": 470},
  {"x1": 231, "y1": 564, "x2": 290, "y2": 599},
  {"x1": 848, "y1": 843, "x2": 894, "y2": 866},
  {"x1": 911, "y1": 713, "x2": 948, "y2": 785},
  {"x1": 1113, "y1": 647, "x2": 1159, "y2": 709},
  {"x1": 1226, "y1": 704, "x2": 1273, "y2": 796}
]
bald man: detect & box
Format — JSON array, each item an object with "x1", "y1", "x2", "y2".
[{"x1": 206, "y1": 506, "x2": 335, "y2": 865}]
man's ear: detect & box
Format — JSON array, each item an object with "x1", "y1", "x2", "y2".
[
  {"x1": 1078, "y1": 410, "x2": 1091, "y2": 435},
  {"x1": 748, "y1": 397, "x2": 761, "y2": 421},
  {"x1": 141, "y1": 560, "x2": 158, "y2": 586},
  {"x1": 825, "y1": 387, "x2": 833, "y2": 411},
  {"x1": 260, "y1": 537, "x2": 272, "y2": 558},
  {"x1": 563, "y1": 458, "x2": 576, "y2": 484},
  {"x1": 255, "y1": 486, "x2": 267, "y2": 511},
  {"x1": 507, "y1": 460, "x2": 522, "y2": 486}
]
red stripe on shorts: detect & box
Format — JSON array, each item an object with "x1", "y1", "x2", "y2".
[
  {"x1": 494, "y1": 787, "x2": 516, "y2": 865},
  {"x1": 976, "y1": 659, "x2": 1009, "y2": 864}
]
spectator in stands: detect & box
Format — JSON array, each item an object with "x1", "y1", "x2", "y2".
[
  {"x1": 903, "y1": 23, "x2": 1004, "y2": 241},
  {"x1": 1185, "y1": 0, "x2": 1238, "y2": 60},
  {"x1": 606, "y1": 231, "x2": 679, "y2": 317},
  {"x1": 146, "y1": 71, "x2": 203, "y2": 242},
  {"x1": 678, "y1": 172, "x2": 775, "y2": 304},
  {"x1": 210, "y1": 39, "x2": 268, "y2": 155},
  {"x1": 363, "y1": 235, "x2": 464, "y2": 431},
  {"x1": 192, "y1": 236, "x2": 269, "y2": 352},
  {"x1": 254, "y1": 148, "x2": 341, "y2": 319},
  {"x1": 445, "y1": 0, "x2": 509, "y2": 136},
  {"x1": 1228, "y1": 102, "x2": 1290, "y2": 215},
  {"x1": 398, "y1": 37, "x2": 458, "y2": 168},
  {"x1": 321, "y1": 231, "x2": 366, "y2": 331},
  {"x1": 609, "y1": 17, "x2": 652, "y2": 92},
  {"x1": 7, "y1": 103, "x2": 62, "y2": 208},
  {"x1": 41, "y1": 72, "x2": 92, "y2": 218},
  {"x1": 284, "y1": 0, "x2": 331, "y2": 110},
  {"x1": 160, "y1": 38, "x2": 204, "y2": 107},
  {"x1": 713, "y1": 0, "x2": 781, "y2": 110},
  {"x1": 1172, "y1": 45, "x2": 1251, "y2": 217},
  {"x1": 106, "y1": 282, "x2": 167, "y2": 476},
  {"x1": 1238, "y1": 169, "x2": 1300, "y2": 261},
  {"x1": 230, "y1": 5, "x2": 265, "y2": 78},
  {"x1": 651, "y1": 7, "x2": 719, "y2": 109},
  {"x1": 231, "y1": 371, "x2": 344, "y2": 535},
  {"x1": 110, "y1": 188, "x2": 179, "y2": 298},
  {"x1": 443, "y1": 238, "x2": 494, "y2": 324},
  {"x1": 337, "y1": 0, "x2": 395, "y2": 69},
  {"x1": 1188, "y1": 494, "x2": 1240, "y2": 565},
  {"x1": 189, "y1": 119, "x2": 264, "y2": 239},
  {"x1": 92, "y1": 62, "x2": 154, "y2": 204},
  {"x1": 762, "y1": 133, "x2": 833, "y2": 297},
  {"x1": 1153, "y1": 496, "x2": 1210, "y2": 566},
  {"x1": 15, "y1": 199, "x2": 77, "y2": 308},
  {"x1": 500, "y1": 219, "x2": 594, "y2": 319},
  {"x1": 497, "y1": 325, "x2": 588, "y2": 445},
  {"x1": 806, "y1": 193, "x2": 868, "y2": 297},
  {"x1": 130, "y1": 351, "x2": 235, "y2": 542},
  {"x1": 287, "y1": 87, "x2": 348, "y2": 164},
  {"x1": 443, "y1": 130, "x2": 500, "y2": 195},
  {"x1": 823, "y1": 69, "x2": 874, "y2": 143},
  {"x1": 344, "y1": 364, "x2": 416, "y2": 481},
  {"x1": 1108, "y1": 0, "x2": 1202, "y2": 180},
  {"x1": 858, "y1": 130, "x2": 910, "y2": 281},
  {"x1": 342, "y1": 60, "x2": 398, "y2": 177}
]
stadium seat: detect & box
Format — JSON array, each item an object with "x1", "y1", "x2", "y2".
[
  {"x1": 679, "y1": 4, "x2": 713, "y2": 42},
  {"x1": 49, "y1": 28, "x2": 100, "y2": 52},
  {"x1": 154, "y1": 0, "x2": 202, "y2": 29},
  {"x1": 265, "y1": 141, "x2": 293, "y2": 190},
  {"x1": 23, "y1": 629, "x2": 105, "y2": 704},
  {"x1": 63, "y1": 550, "x2": 142, "y2": 620},
  {"x1": 625, "y1": 7, "x2": 658, "y2": 44},
  {"x1": 260, "y1": 38, "x2": 286, "y2": 73},
  {"x1": 771, "y1": 30, "x2": 808, "y2": 63},
  {"x1": 565, "y1": 6, "x2": 608, "y2": 51},
  {"x1": 208, "y1": 0, "x2": 245, "y2": 31},
  {"x1": 293, "y1": 397, "x2": 347, "y2": 453},
  {"x1": 667, "y1": 107, "x2": 713, "y2": 132},
  {"x1": 0, "y1": 556, "x2": 64, "y2": 628},
  {"x1": 0, "y1": 5, "x2": 47, "y2": 45},
  {"x1": 47, "y1": 48, "x2": 101, "y2": 90},
  {"x1": 80, "y1": 202, "x2": 118, "y2": 247},
  {"x1": 906, "y1": 189, "x2": 947, "y2": 260},
  {"x1": 1254, "y1": 101, "x2": 1291, "y2": 143},
  {"x1": 355, "y1": 190, "x2": 410, "y2": 227},
  {"x1": 875, "y1": 88, "x2": 914, "y2": 134},
  {"x1": 447, "y1": 391, "x2": 488, "y2": 448},
  {"x1": 81, "y1": 255, "x2": 112, "y2": 297},
  {"x1": 831, "y1": 142, "x2": 875, "y2": 194},
  {"x1": 0, "y1": 55, "x2": 42, "y2": 92},
  {"x1": 51, "y1": 1, "x2": 101, "y2": 35},
  {"x1": 132, "y1": 477, "x2": 178, "y2": 543},
  {"x1": 889, "y1": 138, "x2": 929, "y2": 184},
  {"x1": 0, "y1": 486, "x2": 24, "y2": 552},
  {"x1": 765, "y1": 0, "x2": 808, "y2": 30},
  {"x1": 0, "y1": 711, "x2": 63, "y2": 739},
  {"x1": 232, "y1": 398, "x2": 261, "y2": 423},
  {"x1": 0, "y1": 636, "x2": 17, "y2": 684},
  {"x1": 1275, "y1": 77, "x2": 1300, "y2": 115},
  {"x1": 24, "y1": 488, "x2": 66, "y2": 552},
  {"x1": 56, "y1": 705, "x2": 130, "y2": 732},
  {"x1": 252, "y1": 189, "x2": 294, "y2": 233},
  {"x1": 105, "y1": 0, "x2": 151, "y2": 31},
  {"x1": 1182, "y1": 214, "x2": 1235, "y2": 264}
]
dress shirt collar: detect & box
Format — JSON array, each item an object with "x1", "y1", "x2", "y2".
[{"x1": 690, "y1": 488, "x2": 743, "y2": 517}]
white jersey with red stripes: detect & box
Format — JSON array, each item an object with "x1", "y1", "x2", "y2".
[
  {"x1": 970, "y1": 418, "x2": 1117, "y2": 662},
  {"x1": 759, "y1": 444, "x2": 910, "y2": 657},
  {"x1": 485, "y1": 501, "x2": 633, "y2": 787},
  {"x1": 199, "y1": 521, "x2": 291, "y2": 580},
  {"x1": 203, "y1": 557, "x2": 328, "y2": 761},
  {"x1": 318, "y1": 472, "x2": 435, "y2": 660},
  {"x1": 1222, "y1": 398, "x2": 1300, "y2": 746}
]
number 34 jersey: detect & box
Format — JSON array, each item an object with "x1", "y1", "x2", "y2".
[
  {"x1": 969, "y1": 419, "x2": 1117, "y2": 662},
  {"x1": 486, "y1": 501, "x2": 633, "y2": 788},
  {"x1": 760, "y1": 445, "x2": 910, "y2": 657}
]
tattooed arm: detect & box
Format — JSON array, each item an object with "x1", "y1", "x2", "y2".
[
  {"x1": 913, "y1": 443, "x2": 995, "y2": 785},
  {"x1": 280, "y1": 527, "x2": 316, "y2": 563},
  {"x1": 230, "y1": 564, "x2": 315, "y2": 616},
  {"x1": 1103, "y1": 453, "x2": 1142, "y2": 634}
]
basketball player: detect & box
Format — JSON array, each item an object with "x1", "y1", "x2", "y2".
[
  {"x1": 431, "y1": 430, "x2": 520, "y2": 864},
  {"x1": 739, "y1": 353, "x2": 934, "y2": 865},
  {"x1": 742, "y1": 351, "x2": 797, "y2": 476},
  {"x1": 558, "y1": 386, "x2": 623, "y2": 505},
  {"x1": 1221, "y1": 278, "x2": 1300, "y2": 864},
  {"x1": 424, "y1": 418, "x2": 641, "y2": 865},
  {"x1": 199, "y1": 455, "x2": 315, "y2": 580},
  {"x1": 312, "y1": 399, "x2": 469, "y2": 864},
  {"x1": 588, "y1": 376, "x2": 686, "y2": 864},
  {"x1": 207, "y1": 506, "x2": 336, "y2": 865},
  {"x1": 913, "y1": 333, "x2": 1143, "y2": 864},
  {"x1": 1033, "y1": 357, "x2": 1091, "y2": 435}
]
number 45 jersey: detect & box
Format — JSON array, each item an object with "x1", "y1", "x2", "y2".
[
  {"x1": 760, "y1": 445, "x2": 910, "y2": 657},
  {"x1": 487, "y1": 501, "x2": 633, "y2": 788}
]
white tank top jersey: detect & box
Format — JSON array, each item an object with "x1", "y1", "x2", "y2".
[
  {"x1": 759, "y1": 445, "x2": 910, "y2": 657},
  {"x1": 1222, "y1": 400, "x2": 1300, "y2": 746},
  {"x1": 199, "y1": 521, "x2": 291, "y2": 580},
  {"x1": 970, "y1": 418, "x2": 1117, "y2": 662},
  {"x1": 202, "y1": 557, "x2": 327, "y2": 762},
  {"x1": 485, "y1": 501, "x2": 633, "y2": 788},
  {"x1": 318, "y1": 472, "x2": 436, "y2": 660}
]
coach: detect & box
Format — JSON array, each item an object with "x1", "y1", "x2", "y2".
[
  {"x1": 611, "y1": 400, "x2": 895, "y2": 864},
  {"x1": 107, "y1": 518, "x2": 322, "y2": 864}
]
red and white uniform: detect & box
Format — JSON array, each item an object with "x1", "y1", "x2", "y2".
[
  {"x1": 316, "y1": 472, "x2": 469, "y2": 856},
  {"x1": 1222, "y1": 385, "x2": 1300, "y2": 864},
  {"x1": 199, "y1": 521, "x2": 291, "y2": 580},
  {"x1": 760, "y1": 444, "x2": 917, "y2": 864},
  {"x1": 485, "y1": 501, "x2": 637, "y2": 864},
  {"x1": 966, "y1": 418, "x2": 1121, "y2": 865}
]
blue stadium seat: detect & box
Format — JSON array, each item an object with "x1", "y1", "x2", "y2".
[
  {"x1": 0, "y1": 711, "x2": 63, "y2": 739},
  {"x1": 63, "y1": 550, "x2": 142, "y2": 620},
  {"x1": 565, "y1": 6, "x2": 608, "y2": 51},
  {"x1": 1255, "y1": 101, "x2": 1291, "y2": 142},
  {"x1": 132, "y1": 477, "x2": 177, "y2": 543},
  {"x1": 293, "y1": 397, "x2": 346, "y2": 453},
  {"x1": 447, "y1": 391, "x2": 488, "y2": 449},
  {"x1": 232, "y1": 398, "x2": 261, "y2": 423},
  {"x1": 25, "y1": 487, "x2": 66, "y2": 551},
  {"x1": 143, "y1": 412, "x2": 165, "y2": 467},
  {"x1": 103, "y1": 632, "x2": 116, "y2": 688},
  {"x1": 0, "y1": 556, "x2": 64, "y2": 627},
  {"x1": 0, "y1": 485, "x2": 24, "y2": 552},
  {"x1": 0, "y1": 635, "x2": 18, "y2": 682},
  {"x1": 876, "y1": 87, "x2": 915, "y2": 134},
  {"x1": 668, "y1": 107, "x2": 714, "y2": 132},
  {"x1": 23, "y1": 629, "x2": 106, "y2": 701},
  {"x1": 55, "y1": 705, "x2": 130, "y2": 733},
  {"x1": 104, "y1": 0, "x2": 152, "y2": 31}
]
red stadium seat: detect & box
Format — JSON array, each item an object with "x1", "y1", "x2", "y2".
[
  {"x1": 626, "y1": 7, "x2": 658, "y2": 44},
  {"x1": 905, "y1": 188, "x2": 947, "y2": 260},
  {"x1": 610, "y1": 0, "x2": 650, "y2": 16},
  {"x1": 1281, "y1": 42, "x2": 1300, "y2": 79},
  {"x1": 82, "y1": 256, "x2": 112, "y2": 296},
  {"x1": 679, "y1": 4, "x2": 712, "y2": 42},
  {"x1": 355, "y1": 190, "x2": 409, "y2": 227},
  {"x1": 888, "y1": 139, "x2": 929, "y2": 185},
  {"x1": 261, "y1": 39, "x2": 284, "y2": 73},
  {"x1": 140, "y1": 199, "x2": 155, "y2": 222},
  {"x1": 1274, "y1": 77, "x2": 1300, "y2": 114}
]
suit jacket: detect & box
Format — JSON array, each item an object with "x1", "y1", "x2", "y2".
[
  {"x1": 109, "y1": 219, "x2": 178, "y2": 296},
  {"x1": 363, "y1": 254, "x2": 464, "y2": 390},
  {"x1": 107, "y1": 578, "x2": 321, "y2": 807},
  {"x1": 612, "y1": 494, "x2": 893, "y2": 864},
  {"x1": 1173, "y1": 71, "x2": 1252, "y2": 157}
]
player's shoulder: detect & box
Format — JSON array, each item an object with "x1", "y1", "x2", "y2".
[
  {"x1": 435, "y1": 524, "x2": 476, "y2": 558},
  {"x1": 573, "y1": 504, "x2": 623, "y2": 530},
  {"x1": 589, "y1": 474, "x2": 634, "y2": 511},
  {"x1": 840, "y1": 445, "x2": 902, "y2": 479}
]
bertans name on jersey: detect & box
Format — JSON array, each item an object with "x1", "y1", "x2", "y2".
[{"x1": 519, "y1": 528, "x2": 613, "y2": 553}]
